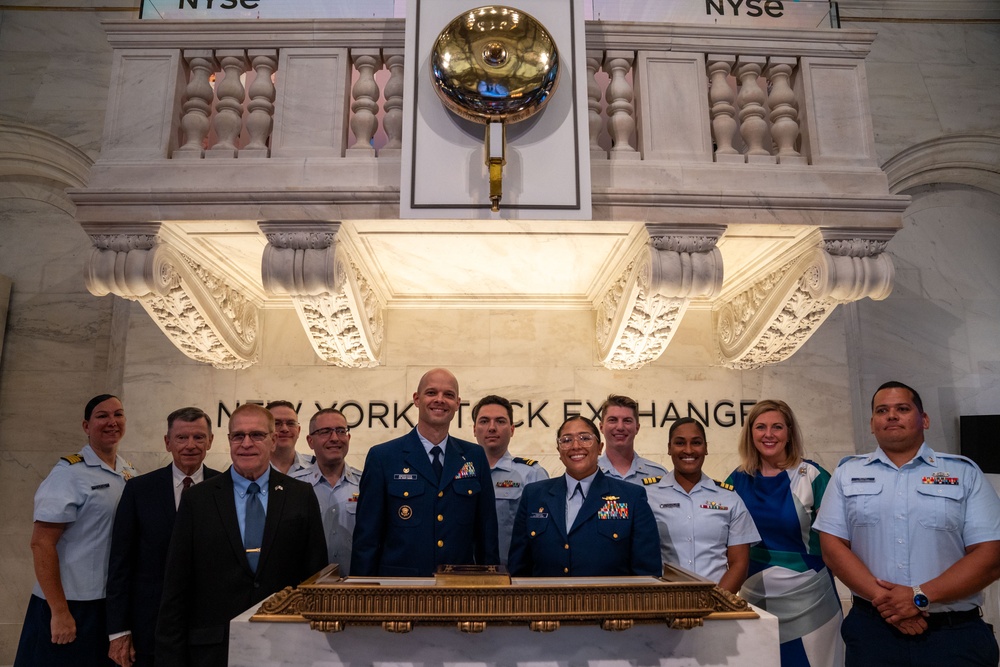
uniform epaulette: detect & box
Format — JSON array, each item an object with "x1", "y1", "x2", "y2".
[
  {"x1": 61, "y1": 454, "x2": 83, "y2": 465},
  {"x1": 838, "y1": 454, "x2": 867, "y2": 466},
  {"x1": 513, "y1": 457, "x2": 539, "y2": 466},
  {"x1": 642, "y1": 476, "x2": 662, "y2": 485},
  {"x1": 714, "y1": 479, "x2": 734, "y2": 491}
]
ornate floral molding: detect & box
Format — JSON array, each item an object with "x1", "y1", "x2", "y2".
[
  {"x1": 714, "y1": 238, "x2": 894, "y2": 369},
  {"x1": 260, "y1": 224, "x2": 384, "y2": 367},
  {"x1": 85, "y1": 233, "x2": 259, "y2": 368},
  {"x1": 596, "y1": 230, "x2": 723, "y2": 370}
]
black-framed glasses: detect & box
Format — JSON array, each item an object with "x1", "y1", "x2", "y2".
[
  {"x1": 228, "y1": 431, "x2": 271, "y2": 444},
  {"x1": 309, "y1": 427, "x2": 350, "y2": 438}
]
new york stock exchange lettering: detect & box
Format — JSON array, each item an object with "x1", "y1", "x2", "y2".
[{"x1": 217, "y1": 398, "x2": 759, "y2": 431}]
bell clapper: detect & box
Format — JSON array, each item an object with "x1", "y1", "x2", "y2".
[{"x1": 486, "y1": 121, "x2": 506, "y2": 212}]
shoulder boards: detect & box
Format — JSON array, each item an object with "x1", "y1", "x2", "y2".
[
  {"x1": 837, "y1": 454, "x2": 866, "y2": 466},
  {"x1": 714, "y1": 479, "x2": 734, "y2": 491},
  {"x1": 513, "y1": 457, "x2": 538, "y2": 466},
  {"x1": 61, "y1": 454, "x2": 84, "y2": 465},
  {"x1": 642, "y1": 476, "x2": 662, "y2": 485}
]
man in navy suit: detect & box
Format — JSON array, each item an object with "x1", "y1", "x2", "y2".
[
  {"x1": 508, "y1": 416, "x2": 661, "y2": 576},
  {"x1": 155, "y1": 403, "x2": 327, "y2": 667},
  {"x1": 107, "y1": 407, "x2": 220, "y2": 667},
  {"x1": 352, "y1": 368, "x2": 500, "y2": 576}
]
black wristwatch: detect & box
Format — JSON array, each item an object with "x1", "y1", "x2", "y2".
[{"x1": 913, "y1": 585, "x2": 929, "y2": 609}]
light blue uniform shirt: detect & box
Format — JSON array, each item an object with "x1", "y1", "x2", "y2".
[
  {"x1": 292, "y1": 464, "x2": 361, "y2": 575},
  {"x1": 598, "y1": 453, "x2": 667, "y2": 485},
  {"x1": 814, "y1": 443, "x2": 1000, "y2": 612},
  {"x1": 491, "y1": 452, "x2": 549, "y2": 566},
  {"x1": 645, "y1": 471, "x2": 760, "y2": 583},
  {"x1": 232, "y1": 466, "x2": 271, "y2": 540},
  {"x1": 32, "y1": 444, "x2": 137, "y2": 600}
]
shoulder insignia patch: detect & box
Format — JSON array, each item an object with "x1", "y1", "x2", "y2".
[
  {"x1": 714, "y1": 479, "x2": 734, "y2": 491},
  {"x1": 61, "y1": 454, "x2": 83, "y2": 465},
  {"x1": 642, "y1": 476, "x2": 662, "y2": 485},
  {"x1": 513, "y1": 457, "x2": 538, "y2": 466}
]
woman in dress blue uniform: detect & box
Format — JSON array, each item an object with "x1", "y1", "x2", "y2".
[
  {"x1": 726, "y1": 399, "x2": 844, "y2": 667},
  {"x1": 644, "y1": 418, "x2": 759, "y2": 592},
  {"x1": 507, "y1": 416, "x2": 660, "y2": 577},
  {"x1": 14, "y1": 394, "x2": 137, "y2": 667}
]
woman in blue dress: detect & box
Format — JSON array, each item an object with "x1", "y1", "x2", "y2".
[{"x1": 727, "y1": 399, "x2": 844, "y2": 667}]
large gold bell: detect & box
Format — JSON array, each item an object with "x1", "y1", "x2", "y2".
[{"x1": 430, "y1": 6, "x2": 560, "y2": 211}]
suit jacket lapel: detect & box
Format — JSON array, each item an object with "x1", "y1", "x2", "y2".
[
  {"x1": 258, "y1": 474, "x2": 287, "y2": 574},
  {"x1": 401, "y1": 430, "x2": 437, "y2": 485},
  {"x1": 548, "y1": 477, "x2": 568, "y2": 538},
  {"x1": 440, "y1": 437, "x2": 466, "y2": 490},
  {"x1": 212, "y1": 470, "x2": 252, "y2": 575}
]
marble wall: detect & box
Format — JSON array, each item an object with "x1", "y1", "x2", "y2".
[{"x1": 0, "y1": 3, "x2": 999, "y2": 664}]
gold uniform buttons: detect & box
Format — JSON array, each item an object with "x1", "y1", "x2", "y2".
[
  {"x1": 613, "y1": 533, "x2": 619, "y2": 539},
  {"x1": 437, "y1": 540, "x2": 444, "y2": 548},
  {"x1": 530, "y1": 530, "x2": 536, "y2": 537},
  {"x1": 437, "y1": 514, "x2": 444, "y2": 522},
  {"x1": 563, "y1": 567, "x2": 569, "y2": 573},
  {"x1": 403, "y1": 491, "x2": 409, "y2": 497},
  {"x1": 438, "y1": 491, "x2": 444, "y2": 498},
  {"x1": 467, "y1": 489, "x2": 473, "y2": 495},
  {"x1": 564, "y1": 543, "x2": 569, "y2": 549}
]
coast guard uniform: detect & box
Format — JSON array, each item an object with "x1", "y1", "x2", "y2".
[
  {"x1": 815, "y1": 443, "x2": 1000, "y2": 666},
  {"x1": 14, "y1": 445, "x2": 137, "y2": 667},
  {"x1": 643, "y1": 471, "x2": 760, "y2": 582},
  {"x1": 491, "y1": 452, "x2": 549, "y2": 565},
  {"x1": 292, "y1": 464, "x2": 362, "y2": 575},
  {"x1": 352, "y1": 429, "x2": 499, "y2": 576},
  {"x1": 598, "y1": 453, "x2": 667, "y2": 486},
  {"x1": 507, "y1": 470, "x2": 661, "y2": 577}
]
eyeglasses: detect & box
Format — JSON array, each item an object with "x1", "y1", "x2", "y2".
[
  {"x1": 228, "y1": 431, "x2": 271, "y2": 444},
  {"x1": 309, "y1": 427, "x2": 350, "y2": 438},
  {"x1": 273, "y1": 419, "x2": 299, "y2": 428},
  {"x1": 557, "y1": 433, "x2": 598, "y2": 448}
]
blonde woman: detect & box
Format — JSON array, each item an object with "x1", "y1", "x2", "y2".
[{"x1": 726, "y1": 400, "x2": 844, "y2": 667}]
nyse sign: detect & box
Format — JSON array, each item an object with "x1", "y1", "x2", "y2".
[
  {"x1": 218, "y1": 398, "x2": 759, "y2": 431},
  {"x1": 142, "y1": 0, "x2": 834, "y2": 28}
]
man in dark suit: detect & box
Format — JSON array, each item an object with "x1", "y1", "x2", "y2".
[
  {"x1": 352, "y1": 368, "x2": 499, "y2": 576},
  {"x1": 155, "y1": 403, "x2": 327, "y2": 667},
  {"x1": 508, "y1": 416, "x2": 661, "y2": 576},
  {"x1": 107, "y1": 407, "x2": 220, "y2": 667}
]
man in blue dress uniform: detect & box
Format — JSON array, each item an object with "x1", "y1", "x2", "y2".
[
  {"x1": 472, "y1": 394, "x2": 549, "y2": 566},
  {"x1": 815, "y1": 381, "x2": 1000, "y2": 666},
  {"x1": 352, "y1": 369, "x2": 500, "y2": 576}
]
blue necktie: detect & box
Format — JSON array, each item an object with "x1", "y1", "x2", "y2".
[
  {"x1": 567, "y1": 482, "x2": 584, "y2": 530},
  {"x1": 430, "y1": 445, "x2": 444, "y2": 481},
  {"x1": 244, "y1": 482, "x2": 265, "y2": 573}
]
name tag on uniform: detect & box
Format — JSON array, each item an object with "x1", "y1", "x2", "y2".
[
  {"x1": 393, "y1": 474, "x2": 418, "y2": 480},
  {"x1": 91, "y1": 483, "x2": 110, "y2": 490},
  {"x1": 850, "y1": 477, "x2": 875, "y2": 483},
  {"x1": 529, "y1": 511, "x2": 549, "y2": 519},
  {"x1": 659, "y1": 503, "x2": 681, "y2": 509}
]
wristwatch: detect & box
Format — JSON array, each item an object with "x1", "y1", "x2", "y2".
[{"x1": 913, "y1": 585, "x2": 929, "y2": 609}]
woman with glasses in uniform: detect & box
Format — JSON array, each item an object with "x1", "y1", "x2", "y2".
[{"x1": 507, "y1": 416, "x2": 661, "y2": 576}]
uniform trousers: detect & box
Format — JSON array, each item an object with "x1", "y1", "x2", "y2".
[
  {"x1": 14, "y1": 594, "x2": 115, "y2": 667},
  {"x1": 844, "y1": 597, "x2": 999, "y2": 667}
]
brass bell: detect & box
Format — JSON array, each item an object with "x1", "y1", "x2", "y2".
[{"x1": 429, "y1": 6, "x2": 560, "y2": 211}]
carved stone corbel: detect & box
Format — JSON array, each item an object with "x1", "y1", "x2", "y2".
[
  {"x1": 714, "y1": 232, "x2": 895, "y2": 369},
  {"x1": 596, "y1": 226, "x2": 725, "y2": 370},
  {"x1": 260, "y1": 222, "x2": 384, "y2": 368},
  {"x1": 84, "y1": 226, "x2": 259, "y2": 369}
]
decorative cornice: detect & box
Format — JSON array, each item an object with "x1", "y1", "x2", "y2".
[
  {"x1": 0, "y1": 119, "x2": 93, "y2": 190},
  {"x1": 260, "y1": 223, "x2": 384, "y2": 367},
  {"x1": 597, "y1": 233, "x2": 723, "y2": 370},
  {"x1": 714, "y1": 241, "x2": 894, "y2": 369},
  {"x1": 882, "y1": 133, "x2": 1000, "y2": 196},
  {"x1": 85, "y1": 234, "x2": 259, "y2": 368}
]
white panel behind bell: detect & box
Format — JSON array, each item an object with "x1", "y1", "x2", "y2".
[{"x1": 400, "y1": 0, "x2": 592, "y2": 219}]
